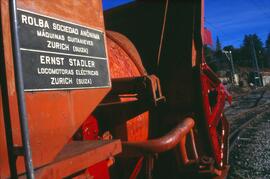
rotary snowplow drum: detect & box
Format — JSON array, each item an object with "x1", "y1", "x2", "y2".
[
  {"x1": 78, "y1": 30, "x2": 150, "y2": 178},
  {"x1": 106, "y1": 30, "x2": 149, "y2": 141}
]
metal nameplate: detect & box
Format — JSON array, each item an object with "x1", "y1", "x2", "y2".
[{"x1": 17, "y1": 9, "x2": 110, "y2": 91}]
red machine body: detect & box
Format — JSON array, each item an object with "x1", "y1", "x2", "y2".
[{"x1": 0, "y1": 0, "x2": 230, "y2": 178}]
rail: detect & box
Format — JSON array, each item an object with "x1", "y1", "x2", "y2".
[{"x1": 228, "y1": 90, "x2": 269, "y2": 151}]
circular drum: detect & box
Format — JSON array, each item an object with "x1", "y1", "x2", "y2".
[{"x1": 81, "y1": 31, "x2": 150, "y2": 178}]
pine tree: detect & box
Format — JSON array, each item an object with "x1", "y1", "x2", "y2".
[
  {"x1": 216, "y1": 36, "x2": 222, "y2": 52},
  {"x1": 266, "y1": 33, "x2": 270, "y2": 51},
  {"x1": 215, "y1": 36, "x2": 222, "y2": 59},
  {"x1": 212, "y1": 36, "x2": 223, "y2": 71},
  {"x1": 240, "y1": 34, "x2": 263, "y2": 67},
  {"x1": 265, "y1": 33, "x2": 270, "y2": 67}
]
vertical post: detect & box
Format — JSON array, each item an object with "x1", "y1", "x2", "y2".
[
  {"x1": 229, "y1": 51, "x2": 239, "y2": 85},
  {"x1": 9, "y1": 0, "x2": 35, "y2": 178},
  {"x1": 251, "y1": 39, "x2": 262, "y2": 86},
  {"x1": 229, "y1": 52, "x2": 235, "y2": 76},
  {"x1": 222, "y1": 50, "x2": 236, "y2": 85}
]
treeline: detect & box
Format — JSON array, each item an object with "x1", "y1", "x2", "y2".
[{"x1": 205, "y1": 33, "x2": 270, "y2": 71}]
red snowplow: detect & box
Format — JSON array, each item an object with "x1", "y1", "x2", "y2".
[{"x1": 0, "y1": 0, "x2": 230, "y2": 178}]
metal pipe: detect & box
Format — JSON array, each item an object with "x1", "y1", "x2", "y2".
[
  {"x1": 189, "y1": 129, "x2": 199, "y2": 161},
  {"x1": 9, "y1": 0, "x2": 35, "y2": 178},
  {"x1": 122, "y1": 117, "x2": 195, "y2": 155}
]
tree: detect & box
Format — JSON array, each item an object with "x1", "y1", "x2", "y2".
[
  {"x1": 223, "y1": 45, "x2": 234, "y2": 52},
  {"x1": 204, "y1": 45, "x2": 217, "y2": 71},
  {"x1": 215, "y1": 36, "x2": 222, "y2": 59},
  {"x1": 265, "y1": 33, "x2": 270, "y2": 67},
  {"x1": 240, "y1": 34, "x2": 264, "y2": 67},
  {"x1": 216, "y1": 36, "x2": 222, "y2": 52}
]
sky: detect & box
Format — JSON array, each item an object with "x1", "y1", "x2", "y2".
[
  {"x1": 205, "y1": 0, "x2": 270, "y2": 48},
  {"x1": 102, "y1": 0, "x2": 134, "y2": 10},
  {"x1": 102, "y1": 0, "x2": 270, "y2": 48}
]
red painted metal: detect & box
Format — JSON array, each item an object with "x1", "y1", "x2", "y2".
[
  {"x1": 129, "y1": 157, "x2": 144, "y2": 179},
  {"x1": 106, "y1": 31, "x2": 147, "y2": 76},
  {"x1": 76, "y1": 31, "x2": 150, "y2": 178},
  {"x1": 0, "y1": 0, "x2": 119, "y2": 178},
  {"x1": 69, "y1": 29, "x2": 150, "y2": 178},
  {"x1": 203, "y1": 28, "x2": 213, "y2": 46},
  {"x1": 0, "y1": 0, "x2": 232, "y2": 177},
  {"x1": 82, "y1": 115, "x2": 99, "y2": 141},
  {"x1": 87, "y1": 161, "x2": 110, "y2": 179},
  {"x1": 122, "y1": 117, "x2": 195, "y2": 155},
  {"x1": 105, "y1": 31, "x2": 150, "y2": 177},
  {"x1": 81, "y1": 115, "x2": 110, "y2": 179},
  {"x1": 32, "y1": 140, "x2": 121, "y2": 178},
  {"x1": 106, "y1": 31, "x2": 149, "y2": 142},
  {"x1": 200, "y1": 63, "x2": 231, "y2": 168}
]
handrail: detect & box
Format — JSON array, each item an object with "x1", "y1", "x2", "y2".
[
  {"x1": 122, "y1": 117, "x2": 195, "y2": 155},
  {"x1": 9, "y1": 0, "x2": 34, "y2": 178}
]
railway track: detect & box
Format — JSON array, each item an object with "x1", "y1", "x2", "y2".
[
  {"x1": 226, "y1": 88, "x2": 270, "y2": 178},
  {"x1": 228, "y1": 102, "x2": 270, "y2": 151},
  {"x1": 227, "y1": 89, "x2": 269, "y2": 150}
]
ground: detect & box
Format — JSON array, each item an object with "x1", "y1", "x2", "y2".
[{"x1": 225, "y1": 86, "x2": 270, "y2": 178}]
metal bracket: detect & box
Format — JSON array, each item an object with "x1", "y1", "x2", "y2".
[
  {"x1": 13, "y1": 146, "x2": 24, "y2": 157},
  {"x1": 100, "y1": 75, "x2": 166, "y2": 107}
]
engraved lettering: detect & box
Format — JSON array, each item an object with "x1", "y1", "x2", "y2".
[
  {"x1": 47, "y1": 40, "x2": 69, "y2": 51},
  {"x1": 18, "y1": 10, "x2": 109, "y2": 91},
  {"x1": 51, "y1": 77, "x2": 73, "y2": 85},
  {"x1": 76, "y1": 78, "x2": 92, "y2": 85},
  {"x1": 37, "y1": 30, "x2": 65, "y2": 41},
  {"x1": 80, "y1": 29, "x2": 100, "y2": 40},
  {"x1": 72, "y1": 46, "x2": 88, "y2": 54},
  {"x1": 40, "y1": 55, "x2": 64, "y2": 66},
  {"x1": 68, "y1": 58, "x2": 95, "y2": 67},
  {"x1": 52, "y1": 23, "x2": 79, "y2": 35},
  {"x1": 21, "y1": 14, "x2": 49, "y2": 28}
]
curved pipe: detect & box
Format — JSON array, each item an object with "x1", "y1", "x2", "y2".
[{"x1": 122, "y1": 117, "x2": 195, "y2": 156}]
